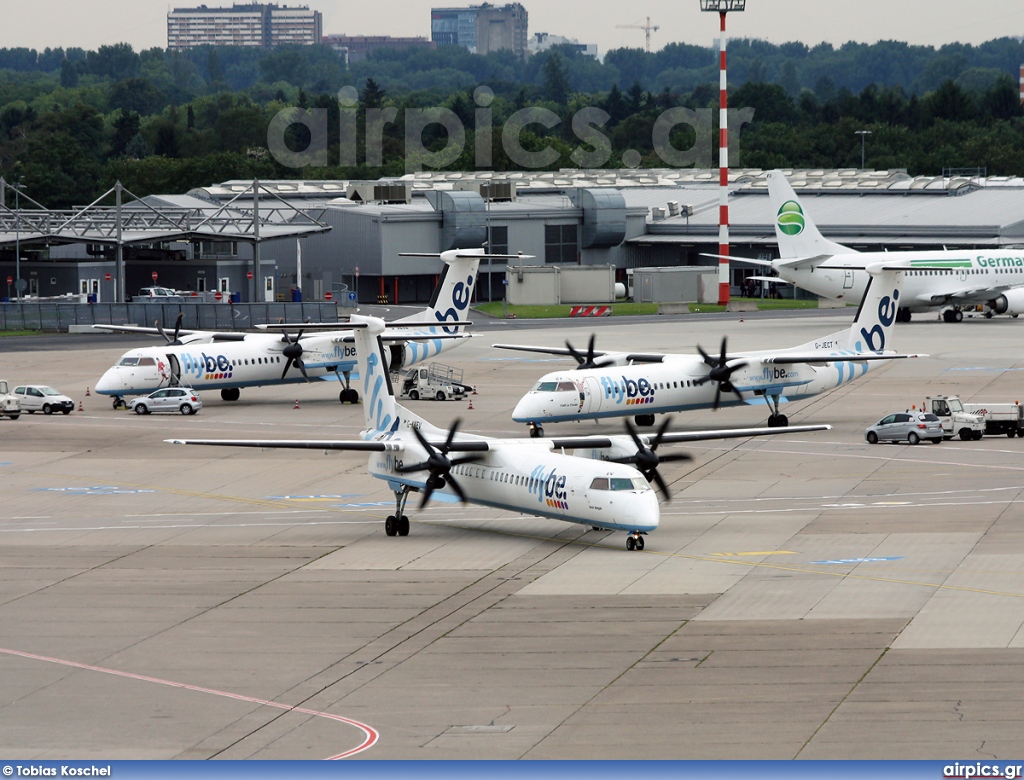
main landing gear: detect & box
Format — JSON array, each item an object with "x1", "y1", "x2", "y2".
[
  {"x1": 220, "y1": 388, "x2": 240, "y2": 402},
  {"x1": 942, "y1": 308, "x2": 964, "y2": 323},
  {"x1": 385, "y1": 485, "x2": 412, "y2": 537},
  {"x1": 625, "y1": 531, "x2": 646, "y2": 551},
  {"x1": 634, "y1": 414, "x2": 656, "y2": 427},
  {"x1": 338, "y1": 370, "x2": 359, "y2": 404},
  {"x1": 765, "y1": 393, "x2": 788, "y2": 427}
]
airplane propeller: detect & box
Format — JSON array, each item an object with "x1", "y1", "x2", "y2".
[
  {"x1": 694, "y1": 336, "x2": 748, "y2": 411},
  {"x1": 156, "y1": 313, "x2": 184, "y2": 346},
  {"x1": 566, "y1": 334, "x2": 615, "y2": 370},
  {"x1": 395, "y1": 419, "x2": 484, "y2": 508},
  {"x1": 280, "y1": 330, "x2": 309, "y2": 382},
  {"x1": 609, "y1": 417, "x2": 692, "y2": 500}
]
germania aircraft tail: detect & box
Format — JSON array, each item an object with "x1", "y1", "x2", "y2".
[{"x1": 767, "y1": 170, "x2": 853, "y2": 260}]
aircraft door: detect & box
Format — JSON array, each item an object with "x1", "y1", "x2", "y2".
[
  {"x1": 843, "y1": 269, "x2": 854, "y2": 290},
  {"x1": 167, "y1": 354, "x2": 182, "y2": 386},
  {"x1": 582, "y1": 376, "x2": 602, "y2": 414}
]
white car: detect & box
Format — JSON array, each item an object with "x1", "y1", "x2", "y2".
[
  {"x1": 128, "y1": 387, "x2": 202, "y2": 415},
  {"x1": 13, "y1": 385, "x2": 75, "y2": 415}
]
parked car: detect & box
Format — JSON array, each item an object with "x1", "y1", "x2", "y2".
[
  {"x1": 128, "y1": 387, "x2": 202, "y2": 415},
  {"x1": 865, "y1": 412, "x2": 943, "y2": 445},
  {"x1": 13, "y1": 385, "x2": 74, "y2": 415},
  {"x1": 134, "y1": 286, "x2": 183, "y2": 302}
]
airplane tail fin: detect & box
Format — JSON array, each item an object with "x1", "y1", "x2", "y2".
[
  {"x1": 349, "y1": 315, "x2": 430, "y2": 437},
  {"x1": 397, "y1": 249, "x2": 483, "y2": 334},
  {"x1": 793, "y1": 266, "x2": 904, "y2": 354},
  {"x1": 767, "y1": 170, "x2": 852, "y2": 259}
]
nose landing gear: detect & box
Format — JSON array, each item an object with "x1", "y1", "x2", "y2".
[{"x1": 625, "y1": 531, "x2": 646, "y2": 551}]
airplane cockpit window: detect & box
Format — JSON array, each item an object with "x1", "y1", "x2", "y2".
[
  {"x1": 590, "y1": 478, "x2": 610, "y2": 490},
  {"x1": 118, "y1": 357, "x2": 140, "y2": 366},
  {"x1": 555, "y1": 382, "x2": 577, "y2": 392},
  {"x1": 611, "y1": 477, "x2": 650, "y2": 491},
  {"x1": 138, "y1": 357, "x2": 156, "y2": 366},
  {"x1": 534, "y1": 381, "x2": 559, "y2": 392}
]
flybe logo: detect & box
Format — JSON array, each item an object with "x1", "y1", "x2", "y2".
[
  {"x1": 601, "y1": 375, "x2": 655, "y2": 406},
  {"x1": 434, "y1": 274, "x2": 474, "y2": 334},
  {"x1": 330, "y1": 345, "x2": 358, "y2": 360},
  {"x1": 529, "y1": 464, "x2": 569, "y2": 509},
  {"x1": 181, "y1": 352, "x2": 233, "y2": 380},
  {"x1": 777, "y1": 201, "x2": 805, "y2": 236},
  {"x1": 858, "y1": 287, "x2": 899, "y2": 352}
]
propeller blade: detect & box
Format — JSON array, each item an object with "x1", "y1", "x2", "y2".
[
  {"x1": 171, "y1": 312, "x2": 183, "y2": 344},
  {"x1": 649, "y1": 469, "x2": 671, "y2": 500},
  {"x1": 156, "y1": 319, "x2": 168, "y2": 343},
  {"x1": 650, "y1": 417, "x2": 673, "y2": 451},
  {"x1": 696, "y1": 345, "x2": 712, "y2": 366},
  {"x1": 281, "y1": 357, "x2": 293, "y2": 380},
  {"x1": 713, "y1": 383, "x2": 722, "y2": 412},
  {"x1": 418, "y1": 479, "x2": 437, "y2": 509},
  {"x1": 566, "y1": 339, "x2": 585, "y2": 367},
  {"x1": 623, "y1": 418, "x2": 645, "y2": 451},
  {"x1": 446, "y1": 474, "x2": 468, "y2": 503},
  {"x1": 295, "y1": 358, "x2": 309, "y2": 383}
]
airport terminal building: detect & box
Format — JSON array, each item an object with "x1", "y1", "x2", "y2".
[{"x1": 5, "y1": 168, "x2": 1024, "y2": 304}]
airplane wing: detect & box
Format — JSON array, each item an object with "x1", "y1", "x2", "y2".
[
  {"x1": 166, "y1": 437, "x2": 492, "y2": 452},
  {"x1": 545, "y1": 423, "x2": 831, "y2": 450},
  {"x1": 745, "y1": 276, "x2": 792, "y2": 284},
  {"x1": 701, "y1": 253, "x2": 832, "y2": 269},
  {"x1": 492, "y1": 344, "x2": 668, "y2": 364},
  {"x1": 760, "y1": 352, "x2": 925, "y2": 365},
  {"x1": 92, "y1": 323, "x2": 206, "y2": 338},
  {"x1": 921, "y1": 286, "x2": 1014, "y2": 306}
]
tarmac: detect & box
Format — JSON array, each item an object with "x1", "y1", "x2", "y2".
[{"x1": 2, "y1": 310, "x2": 1024, "y2": 759}]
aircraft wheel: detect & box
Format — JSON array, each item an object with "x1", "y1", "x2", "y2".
[
  {"x1": 398, "y1": 515, "x2": 410, "y2": 536},
  {"x1": 112, "y1": 397, "x2": 122, "y2": 410},
  {"x1": 776, "y1": 414, "x2": 789, "y2": 427},
  {"x1": 134, "y1": 404, "x2": 148, "y2": 415},
  {"x1": 529, "y1": 425, "x2": 543, "y2": 438},
  {"x1": 908, "y1": 432, "x2": 920, "y2": 445},
  {"x1": 409, "y1": 390, "x2": 419, "y2": 400},
  {"x1": 385, "y1": 515, "x2": 398, "y2": 537},
  {"x1": 866, "y1": 432, "x2": 878, "y2": 444},
  {"x1": 985, "y1": 311, "x2": 994, "y2": 319},
  {"x1": 635, "y1": 535, "x2": 645, "y2": 551},
  {"x1": 955, "y1": 310, "x2": 964, "y2": 322},
  {"x1": 625, "y1": 536, "x2": 636, "y2": 551},
  {"x1": 767, "y1": 415, "x2": 780, "y2": 428}
]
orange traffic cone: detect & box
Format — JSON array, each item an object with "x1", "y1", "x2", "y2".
[
  {"x1": 294, "y1": 399, "x2": 300, "y2": 409},
  {"x1": 472, "y1": 386, "x2": 477, "y2": 395},
  {"x1": 468, "y1": 398, "x2": 474, "y2": 410},
  {"x1": 77, "y1": 400, "x2": 83, "y2": 412},
  {"x1": 85, "y1": 387, "x2": 90, "y2": 396}
]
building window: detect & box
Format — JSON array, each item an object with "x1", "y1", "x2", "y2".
[
  {"x1": 200, "y1": 241, "x2": 238, "y2": 257},
  {"x1": 488, "y1": 225, "x2": 508, "y2": 260},
  {"x1": 544, "y1": 224, "x2": 577, "y2": 264}
]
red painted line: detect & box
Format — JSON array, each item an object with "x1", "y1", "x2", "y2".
[{"x1": 0, "y1": 646, "x2": 379, "y2": 759}]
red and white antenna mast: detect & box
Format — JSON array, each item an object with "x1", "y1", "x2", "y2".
[{"x1": 700, "y1": 0, "x2": 746, "y2": 305}]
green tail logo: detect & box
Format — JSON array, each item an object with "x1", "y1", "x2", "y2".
[{"x1": 777, "y1": 200, "x2": 805, "y2": 236}]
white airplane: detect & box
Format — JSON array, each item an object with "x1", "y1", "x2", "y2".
[
  {"x1": 500, "y1": 265, "x2": 920, "y2": 435},
  {"x1": 93, "y1": 249, "x2": 500, "y2": 408},
  {"x1": 166, "y1": 314, "x2": 830, "y2": 551},
  {"x1": 738, "y1": 170, "x2": 1024, "y2": 323}
]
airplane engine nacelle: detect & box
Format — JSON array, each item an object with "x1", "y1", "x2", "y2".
[
  {"x1": 990, "y1": 287, "x2": 1024, "y2": 315},
  {"x1": 574, "y1": 440, "x2": 642, "y2": 462}
]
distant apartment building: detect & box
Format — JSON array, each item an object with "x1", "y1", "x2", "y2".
[
  {"x1": 322, "y1": 35, "x2": 435, "y2": 63},
  {"x1": 167, "y1": 3, "x2": 322, "y2": 51},
  {"x1": 430, "y1": 3, "x2": 528, "y2": 58},
  {"x1": 528, "y1": 32, "x2": 598, "y2": 59}
]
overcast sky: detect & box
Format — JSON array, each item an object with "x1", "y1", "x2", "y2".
[{"x1": 1, "y1": 0, "x2": 1023, "y2": 54}]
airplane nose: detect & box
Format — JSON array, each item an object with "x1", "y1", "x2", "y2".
[
  {"x1": 511, "y1": 396, "x2": 535, "y2": 423},
  {"x1": 628, "y1": 490, "x2": 660, "y2": 532},
  {"x1": 95, "y1": 368, "x2": 122, "y2": 395}
]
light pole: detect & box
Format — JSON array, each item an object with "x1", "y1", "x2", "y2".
[
  {"x1": 11, "y1": 181, "x2": 25, "y2": 301},
  {"x1": 855, "y1": 130, "x2": 872, "y2": 170},
  {"x1": 700, "y1": 0, "x2": 747, "y2": 305}
]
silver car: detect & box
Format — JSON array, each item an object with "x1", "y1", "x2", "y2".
[
  {"x1": 866, "y1": 411, "x2": 943, "y2": 445},
  {"x1": 128, "y1": 387, "x2": 202, "y2": 415}
]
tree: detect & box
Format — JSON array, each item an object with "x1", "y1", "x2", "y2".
[
  {"x1": 111, "y1": 111, "x2": 141, "y2": 157},
  {"x1": 542, "y1": 53, "x2": 571, "y2": 105},
  {"x1": 59, "y1": 59, "x2": 78, "y2": 88},
  {"x1": 361, "y1": 78, "x2": 386, "y2": 109}
]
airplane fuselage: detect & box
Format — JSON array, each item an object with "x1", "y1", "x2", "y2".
[
  {"x1": 783, "y1": 250, "x2": 1024, "y2": 310},
  {"x1": 512, "y1": 353, "x2": 872, "y2": 424},
  {"x1": 367, "y1": 439, "x2": 660, "y2": 533}
]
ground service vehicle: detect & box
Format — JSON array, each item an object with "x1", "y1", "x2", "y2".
[
  {"x1": 129, "y1": 387, "x2": 202, "y2": 415},
  {"x1": 13, "y1": 385, "x2": 74, "y2": 414},
  {"x1": 957, "y1": 400, "x2": 1024, "y2": 437},
  {"x1": 866, "y1": 412, "x2": 944, "y2": 445},
  {"x1": 399, "y1": 363, "x2": 468, "y2": 401},
  {"x1": 0, "y1": 380, "x2": 21, "y2": 420},
  {"x1": 924, "y1": 396, "x2": 985, "y2": 440}
]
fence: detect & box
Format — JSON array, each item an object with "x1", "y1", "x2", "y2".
[{"x1": 0, "y1": 302, "x2": 346, "y2": 332}]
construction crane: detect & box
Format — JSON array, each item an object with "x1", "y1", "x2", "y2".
[{"x1": 617, "y1": 17, "x2": 660, "y2": 53}]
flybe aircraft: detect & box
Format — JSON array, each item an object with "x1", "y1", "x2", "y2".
[
  {"x1": 94, "y1": 249, "x2": 500, "y2": 408},
  {"x1": 740, "y1": 170, "x2": 1024, "y2": 323},
  {"x1": 167, "y1": 314, "x2": 829, "y2": 551},
  {"x1": 500, "y1": 265, "x2": 920, "y2": 436}
]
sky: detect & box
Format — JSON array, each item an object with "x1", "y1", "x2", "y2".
[{"x1": 1, "y1": 0, "x2": 1023, "y2": 54}]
